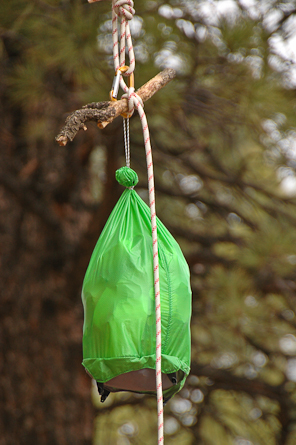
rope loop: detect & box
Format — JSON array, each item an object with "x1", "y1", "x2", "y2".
[
  {"x1": 112, "y1": 0, "x2": 135, "y2": 79},
  {"x1": 113, "y1": 0, "x2": 135, "y2": 20},
  {"x1": 121, "y1": 87, "x2": 144, "y2": 118}
]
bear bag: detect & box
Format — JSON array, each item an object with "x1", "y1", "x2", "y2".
[{"x1": 81, "y1": 167, "x2": 192, "y2": 403}]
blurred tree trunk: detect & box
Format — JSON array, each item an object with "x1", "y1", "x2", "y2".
[
  {"x1": 0, "y1": 25, "x2": 122, "y2": 438},
  {"x1": 0, "y1": 118, "x2": 122, "y2": 444},
  {"x1": 0, "y1": 3, "x2": 124, "y2": 442}
]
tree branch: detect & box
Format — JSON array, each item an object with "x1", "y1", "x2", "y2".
[
  {"x1": 191, "y1": 363, "x2": 286, "y2": 403},
  {"x1": 165, "y1": 223, "x2": 243, "y2": 247},
  {"x1": 55, "y1": 68, "x2": 176, "y2": 146}
]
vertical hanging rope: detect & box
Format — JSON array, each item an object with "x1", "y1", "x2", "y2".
[
  {"x1": 111, "y1": 1, "x2": 164, "y2": 442},
  {"x1": 138, "y1": 104, "x2": 164, "y2": 445},
  {"x1": 128, "y1": 93, "x2": 164, "y2": 444},
  {"x1": 123, "y1": 118, "x2": 131, "y2": 168},
  {"x1": 112, "y1": 0, "x2": 135, "y2": 92}
]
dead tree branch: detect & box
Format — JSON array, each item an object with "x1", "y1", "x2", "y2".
[{"x1": 55, "y1": 68, "x2": 176, "y2": 146}]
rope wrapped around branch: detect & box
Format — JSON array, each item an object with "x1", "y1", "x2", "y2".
[{"x1": 55, "y1": 68, "x2": 176, "y2": 146}]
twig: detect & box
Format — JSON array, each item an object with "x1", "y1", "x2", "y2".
[{"x1": 55, "y1": 68, "x2": 176, "y2": 146}]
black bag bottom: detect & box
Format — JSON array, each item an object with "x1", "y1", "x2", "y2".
[{"x1": 96, "y1": 368, "x2": 183, "y2": 404}]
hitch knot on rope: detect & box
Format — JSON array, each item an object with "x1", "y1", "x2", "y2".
[
  {"x1": 113, "y1": 0, "x2": 135, "y2": 20},
  {"x1": 121, "y1": 87, "x2": 144, "y2": 118}
]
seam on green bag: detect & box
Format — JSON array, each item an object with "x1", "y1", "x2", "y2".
[
  {"x1": 160, "y1": 245, "x2": 172, "y2": 354},
  {"x1": 83, "y1": 356, "x2": 190, "y2": 377}
]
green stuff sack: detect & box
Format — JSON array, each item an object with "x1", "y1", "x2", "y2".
[{"x1": 82, "y1": 167, "x2": 191, "y2": 402}]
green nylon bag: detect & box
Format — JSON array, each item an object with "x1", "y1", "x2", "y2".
[{"x1": 82, "y1": 167, "x2": 191, "y2": 402}]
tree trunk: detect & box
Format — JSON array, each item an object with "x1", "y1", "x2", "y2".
[{"x1": 0, "y1": 110, "x2": 122, "y2": 444}]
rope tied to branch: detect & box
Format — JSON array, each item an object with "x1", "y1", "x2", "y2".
[
  {"x1": 121, "y1": 86, "x2": 144, "y2": 117},
  {"x1": 111, "y1": 1, "x2": 164, "y2": 443}
]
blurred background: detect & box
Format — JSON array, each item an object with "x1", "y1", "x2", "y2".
[{"x1": 1, "y1": 0, "x2": 296, "y2": 444}]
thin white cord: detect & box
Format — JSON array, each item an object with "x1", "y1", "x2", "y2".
[{"x1": 123, "y1": 118, "x2": 130, "y2": 168}]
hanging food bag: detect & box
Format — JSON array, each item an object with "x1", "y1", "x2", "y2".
[{"x1": 82, "y1": 167, "x2": 191, "y2": 402}]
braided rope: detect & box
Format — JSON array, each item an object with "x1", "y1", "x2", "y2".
[
  {"x1": 112, "y1": 0, "x2": 135, "y2": 92},
  {"x1": 123, "y1": 118, "x2": 131, "y2": 168},
  {"x1": 112, "y1": 2, "x2": 164, "y2": 443},
  {"x1": 129, "y1": 91, "x2": 164, "y2": 445}
]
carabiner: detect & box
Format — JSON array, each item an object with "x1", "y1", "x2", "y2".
[
  {"x1": 121, "y1": 71, "x2": 135, "y2": 119},
  {"x1": 110, "y1": 70, "x2": 121, "y2": 101},
  {"x1": 110, "y1": 66, "x2": 132, "y2": 101},
  {"x1": 109, "y1": 66, "x2": 135, "y2": 118}
]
